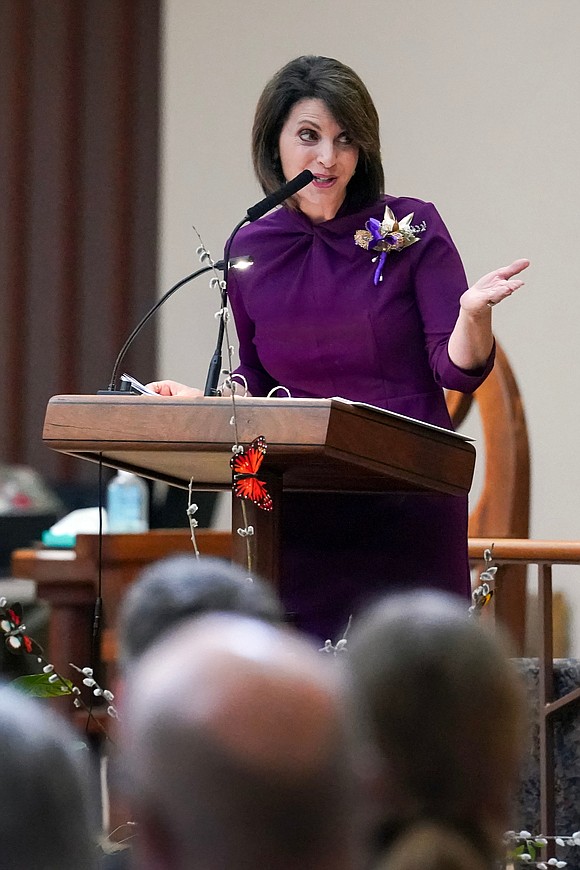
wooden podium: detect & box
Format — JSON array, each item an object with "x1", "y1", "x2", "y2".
[{"x1": 43, "y1": 394, "x2": 476, "y2": 585}]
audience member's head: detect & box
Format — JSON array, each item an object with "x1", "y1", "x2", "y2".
[
  {"x1": 117, "y1": 554, "x2": 283, "y2": 671},
  {"x1": 122, "y1": 613, "x2": 364, "y2": 870},
  {"x1": 107, "y1": 556, "x2": 284, "y2": 865},
  {"x1": 0, "y1": 683, "x2": 97, "y2": 869},
  {"x1": 372, "y1": 822, "x2": 491, "y2": 870},
  {"x1": 348, "y1": 590, "x2": 526, "y2": 869}
]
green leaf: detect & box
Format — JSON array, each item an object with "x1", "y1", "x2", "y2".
[{"x1": 11, "y1": 673, "x2": 73, "y2": 698}]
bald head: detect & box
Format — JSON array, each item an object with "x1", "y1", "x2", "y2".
[{"x1": 123, "y1": 614, "x2": 361, "y2": 870}]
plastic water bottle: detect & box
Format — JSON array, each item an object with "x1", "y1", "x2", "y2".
[{"x1": 106, "y1": 470, "x2": 149, "y2": 533}]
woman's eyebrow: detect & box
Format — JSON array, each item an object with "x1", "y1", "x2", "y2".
[{"x1": 295, "y1": 117, "x2": 322, "y2": 129}]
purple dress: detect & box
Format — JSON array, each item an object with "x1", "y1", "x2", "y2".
[{"x1": 228, "y1": 195, "x2": 494, "y2": 641}]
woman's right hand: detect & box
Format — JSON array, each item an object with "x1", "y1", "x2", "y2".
[{"x1": 145, "y1": 379, "x2": 203, "y2": 397}]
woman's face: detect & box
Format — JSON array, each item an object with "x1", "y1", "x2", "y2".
[{"x1": 277, "y1": 98, "x2": 359, "y2": 223}]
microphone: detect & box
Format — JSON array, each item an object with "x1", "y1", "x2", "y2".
[
  {"x1": 103, "y1": 174, "x2": 312, "y2": 396},
  {"x1": 246, "y1": 170, "x2": 313, "y2": 222},
  {"x1": 203, "y1": 170, "x2": 314, "y2": 396}
]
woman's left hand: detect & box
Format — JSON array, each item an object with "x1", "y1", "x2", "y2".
[{"x1": 460, "y1": 258, "x2": 530, "y2": 314}]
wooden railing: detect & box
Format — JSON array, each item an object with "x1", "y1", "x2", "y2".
[{"x1": 469, "y1": 538, "x2": 580, "y2": 842}]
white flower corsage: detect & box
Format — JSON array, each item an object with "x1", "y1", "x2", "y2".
[{"x1": 354, "y1": 205, "x2": 420, "y2": 285}]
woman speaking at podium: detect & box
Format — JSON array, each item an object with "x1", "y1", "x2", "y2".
[{"x1": 149, "y1": 56, "x2": 528, "y2": 641}]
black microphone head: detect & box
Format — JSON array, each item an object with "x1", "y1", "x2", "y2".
[
  {"x1": 289, "y1": 169, "x2": 314, "y2": 189},
  {"x1": 247, "y1": 170, "x2": 314, "y2": 222}
]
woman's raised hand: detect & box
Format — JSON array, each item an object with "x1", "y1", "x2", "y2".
[
  {"x1": 145, "y1": 379, "x2": 203, "y2": 397},
  {"x1": 460, "y1": 258, "x2": 530, "y2": 314}
]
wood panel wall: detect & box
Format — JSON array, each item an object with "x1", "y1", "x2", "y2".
[{"x1": 0, "y1": 0, "x2": 160, "y2": 486}]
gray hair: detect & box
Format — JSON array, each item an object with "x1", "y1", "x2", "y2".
[{"x1": 0, "y1": 684, "x2": 97, "y2": 869}]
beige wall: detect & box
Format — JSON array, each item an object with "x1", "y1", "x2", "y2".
[{"x1": 159, "y1": 0, "x2": 580, "y2": 649}]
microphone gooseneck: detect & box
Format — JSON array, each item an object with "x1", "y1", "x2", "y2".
[
  {"x1": 203, "y1": 170, "x2": 314, "y2": 396},
  {"x1": 105, "y1": 263, "x2": 218, "y2": 392},
  {"x1": 104, "y1": 171, "x2": 314, "y2": 396}
]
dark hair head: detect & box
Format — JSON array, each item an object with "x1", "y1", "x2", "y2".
[
  {"x1": 117, "y1": 555, "x2": 283, "y2": 669},
  {"x1": 348, "y1": 590, "x2": 525, "y2": 855},
  {"x1": 252, "y1": 55, "x2": 384, "y2": 212}
]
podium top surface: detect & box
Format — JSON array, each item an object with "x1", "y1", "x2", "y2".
[{"x1": 43, "y1": 394, "x2": 476, "y2": 496}]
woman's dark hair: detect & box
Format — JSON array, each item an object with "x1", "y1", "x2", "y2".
[{"x1": 252, "y1": 55, "x2": 384, "y2": 212}]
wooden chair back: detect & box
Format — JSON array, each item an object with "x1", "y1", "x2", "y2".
[{"x1": 446, "y1": 342, "x2": 530, "y2": 650}]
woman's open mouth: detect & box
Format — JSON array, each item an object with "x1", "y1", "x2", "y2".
[{"x1": 311, "y1": 175, "x2": 337, "y2": 188}]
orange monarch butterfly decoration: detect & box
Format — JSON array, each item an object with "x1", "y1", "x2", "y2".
[{"x1": 230, "y1": 435, "x2": 273, "y2": 512}]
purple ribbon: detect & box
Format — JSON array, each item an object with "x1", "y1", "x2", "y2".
[
  {"x1": 366, "y1": 217, "x2": 383, "y2": 244},
  {"x1": 366, "y1": 217, "x2": 387, "y2": 285}
]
